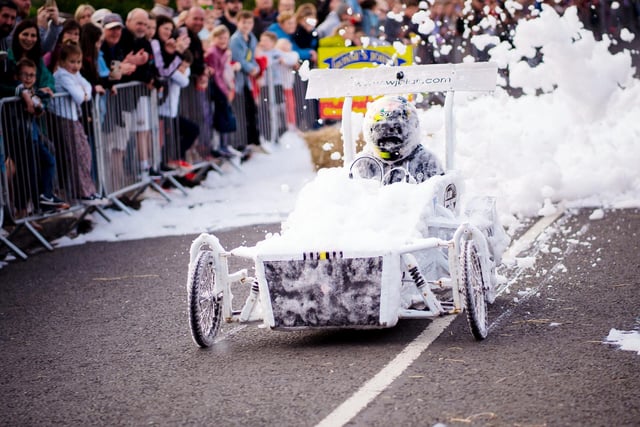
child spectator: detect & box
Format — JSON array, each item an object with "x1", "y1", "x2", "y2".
[
  {"x1": 256, "y1": 31, "x2": 298, "y2": 138},
  {"x1": 274, "y1": 37, "x2": 299, "y2": 132},
  {"x1": 11, "y1": 58, "x2": 69, "y2": 212},
  {"x1": 44, "y1": 19, "x2": 81, "y2": 73},
  {"x1": 157, "y1": 49, "x2": 200, "y2": 171},
  {"x1": 229, "y1": 10, "x2": 265, "y2": 152},
  {"x1": 205, "y1": 24, "x2": 242, "y2": 158},
  {"x1": 51, "y1": 42, "x2": 104, "y2": 204}
]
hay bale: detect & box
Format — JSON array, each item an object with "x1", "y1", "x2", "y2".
[{"x1": 302, "y1": 125, "x2": 366, "y2": 170}]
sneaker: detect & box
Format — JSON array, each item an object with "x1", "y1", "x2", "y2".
[{"x1": 40, "y1": 194, "x2": 70, "y2": 210}]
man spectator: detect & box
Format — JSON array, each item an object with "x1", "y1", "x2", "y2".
[
  {"x1": 119, "y1": 8, "x2": 154, "y2": 85},
  {"x1": 151, "y1": 0, "x2": 176, "y2": 18},
  {"x1": 0, "y1": 0, "x2": 17, "y2": 98},
  {"x1": 219, "y1": 0, "x2": 242, "y2": 34},
  {"x1": 0, "y1": 0, "x2": 17, "y2": 52},
  {"x1": 183, "y1": 5, "x2": 207, "y2": 89},
  {"x1": 119, "y1": 8, "x2": 157, "y2": 177},
  {"x1": 252, "y1": 0, "x2": 277, "y2": 38}
]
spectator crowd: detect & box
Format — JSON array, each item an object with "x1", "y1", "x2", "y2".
[{"x1": 0, "y1": 0, "x2": 638, "y2": 235}]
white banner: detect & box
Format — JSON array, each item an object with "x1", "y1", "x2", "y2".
[{"x1": 305, "y1": 62, "x2": 498, "y2": 99}]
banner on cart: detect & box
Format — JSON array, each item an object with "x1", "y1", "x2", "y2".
[
  {"x1": 314, "y1": 46, "x2": 414, "y2": 120},
  {"x1": 308, "y1": 59, "x2": 498, "y2": 119}
]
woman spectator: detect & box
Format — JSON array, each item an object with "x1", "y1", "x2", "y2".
[
  {"x1": 151, "y1": 15, "x2": 191, "y2": 80},
  {"x1": 152, "y1": 15, "x2": 198, "y2": 169},
  {"x1": 7, "y1": 19, "x2": 55, "y2": 94},
  {"x1": 79, "y1": 22, "x2": 108, "y2": 158},
  {"x1": 74, "y1": 4, "x2": 95, "y2": 27},
  {"x1": 80, "y1": 23, "x2": 109, "y2": 94},
  {"x1": 44, "y1": 19, "x2": 81, "y2": 73}
]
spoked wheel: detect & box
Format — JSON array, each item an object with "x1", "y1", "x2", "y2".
[
  {"x1": 459, "y1": 240, "x2": 489, "y2": 340},
  {"x1": 188, "y1": 249, "x2": 223, "y2": 347}
]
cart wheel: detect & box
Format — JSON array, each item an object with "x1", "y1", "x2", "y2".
[
  {"x1": 188, "y1": 249, "x2": 223, "y2": 347},
  {"x1": 460, "y1": 240, "x2": 489, "y2": 340}
]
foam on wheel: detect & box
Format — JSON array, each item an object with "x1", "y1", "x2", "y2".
[
  {"x1": 188, "y1": 250, "x2": 223, "y2": 347},
  {"x1": 460, "y1": 240, "x2": 489, "y2": 340}
]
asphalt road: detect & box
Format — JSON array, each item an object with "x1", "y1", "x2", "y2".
[{"x1": 1, "y1": 209, "x2": 639, "y2": 426}]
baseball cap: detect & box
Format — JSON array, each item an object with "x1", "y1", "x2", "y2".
[
  {"x1": 102, "y1": 13, "x2": 124, "y2": 30},
  {"x1": 91, "y1": 8, "x2": 112, "y2": 26}
]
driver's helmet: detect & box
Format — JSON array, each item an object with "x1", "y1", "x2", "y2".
[{"x1": 362, "y1": 95, "x2": 420, "y2": 162}]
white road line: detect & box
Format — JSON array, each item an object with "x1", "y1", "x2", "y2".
[
  {"x1": 315, "y1": 315, "x2": 456, "y2": 427},
  {"x1": 315, "y1": 211, "x2": 565, "y2": 427},
  {"x1": 503, "y1": 209, "x2": 565, "y2": 261}
]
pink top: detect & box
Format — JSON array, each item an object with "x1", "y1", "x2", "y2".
[{"x1": 204, "y1": 45, "x2": 233, "y2": 98}]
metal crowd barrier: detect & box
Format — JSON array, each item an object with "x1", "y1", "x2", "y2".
[
  {"x1": 96, "y1": 81, "x2": 170, "y2": 210},
  {"x1": 178, "y1": 81, "x2": 226, "y2": 177},
  {"x1": 1, "y1": 70, "x2": 323, "y2": 260},
  {"x1": 0, "y1": 93, "x2": 110, "y2": 258}
]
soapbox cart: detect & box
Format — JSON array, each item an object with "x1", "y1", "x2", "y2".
[{"x1": 186, "y1": 63, "x2": 506, "y2": 348}]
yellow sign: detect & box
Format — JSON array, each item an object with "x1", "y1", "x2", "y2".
[{"x1": 317, "y1": 46, "x2": 413, "y2": 119}]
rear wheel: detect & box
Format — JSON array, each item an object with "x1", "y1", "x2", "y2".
[
  {"x1": 188, "y1": 249, "x2": 223, "y2": 347},
  {"x1": 460, "y1": 240, "x2": 488, "y2": 340}
]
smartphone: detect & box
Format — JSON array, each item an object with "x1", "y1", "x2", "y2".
[{"x1": 109, "y1": 60, "x2": 122, "y2": 80}]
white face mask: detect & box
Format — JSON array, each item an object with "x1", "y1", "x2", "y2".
[{"x1": 305, "y1": 17, "x2": 317, "y2": 27}]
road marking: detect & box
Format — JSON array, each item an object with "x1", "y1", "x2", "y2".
[
  {"x1": 315, "y1": 315, "x2": 455, "y2": 427},
  {"x1": 316, "y1": 211, "x2": 565, "y2": 427},
  {"x1": 503, "y1": 208, "x2": 565, "y2": 261}
]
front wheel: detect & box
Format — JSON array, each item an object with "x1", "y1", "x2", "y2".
[
  {"x1": 188, "y1": 249, "x2": 223, "y2": 347},
  {"x1": 460, "y1": 240, "x2": 489, "y2": 340}
]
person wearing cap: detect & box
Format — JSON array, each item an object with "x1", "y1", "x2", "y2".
[
  {"x1": 91, "y1": 8, "x2": 111, "y2": 27},
  {"x1": 100, "y1": 12, "x2": 131, "y2": 75}
]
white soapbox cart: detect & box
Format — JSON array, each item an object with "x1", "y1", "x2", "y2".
[{"x1": 186, "y1": 62, "x2": 507, "y2": 348}]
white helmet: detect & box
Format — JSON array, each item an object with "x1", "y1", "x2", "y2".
[{"x1": 362, "y1": 95, "x2": 420, "y2": 162}]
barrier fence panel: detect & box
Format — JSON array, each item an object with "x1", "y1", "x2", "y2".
[
  {"x1": 178, "y1": 82, "x2": 212, "y2": 158},
  {"x1": 292, "y1": 71, "x2": 320, "y2": 131},
  {"x1": 177, "y1": 81, "x2": 227, "y2": 176},
  {"x1": 1, "y1": 67, "x2": 323, "y2": 260},
  {"x1": 95, "y1": 82, "x2": 166, "y2": 202},
  {"x1": 0, "y1": 92, "x2": 104, "y2": 255}
]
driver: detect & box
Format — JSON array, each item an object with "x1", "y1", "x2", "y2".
[{"x1": 354, "y1": 95, "x2": 443, "y2": 184}]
